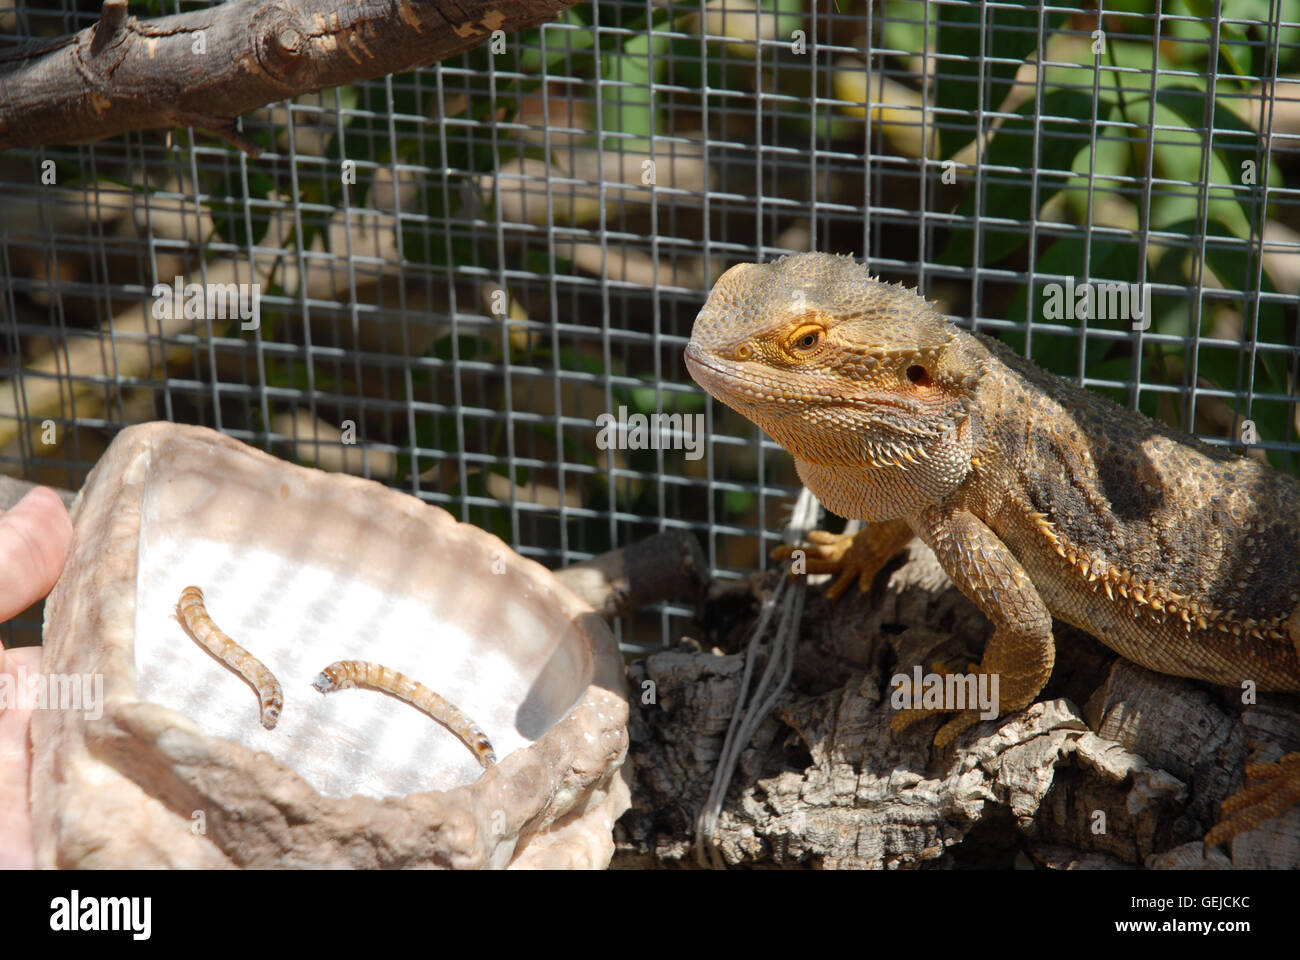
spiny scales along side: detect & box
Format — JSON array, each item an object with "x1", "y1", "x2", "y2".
[{"x1": 684, "y1": 252, "x2": 1300, "y2": 849}]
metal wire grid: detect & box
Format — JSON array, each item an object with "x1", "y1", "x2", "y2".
[{"x1": 1, "y1": 1, "x2": 1298, "y2": 652}]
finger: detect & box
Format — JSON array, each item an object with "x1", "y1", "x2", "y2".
[
  {"x1": 771, "y1": 545, "x2": 839, "y2": 565},
  {"x1": 934, "y1": 710, "x2": 982, "y2": 748},
  {"x1": 769, "y1": 546, "x2": 842, "y2": 561},
  {"x1": 890, "y1": 707, "x2": 939, "y2": 734},
  {"x1": 824, "y1": 568, "x2": 857, "y2": 601},
  {"x1": 0, "y1": 486, "x2": 74, "y2": 623},
  {"x1": 800, "y1": 558, "x2": 856, "y2": 575}
]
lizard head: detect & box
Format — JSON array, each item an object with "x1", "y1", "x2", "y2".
[{"x1": 684, "y1": 253, "x2": 981, "y2": 513}]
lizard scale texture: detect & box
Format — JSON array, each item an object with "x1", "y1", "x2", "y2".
[{"x1": 684, "y1": 252, "x2": 1300, "y2": 717}]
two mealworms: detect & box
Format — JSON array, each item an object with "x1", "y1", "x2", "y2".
[
  {"x1": 312, "y1": 660, "x2": 498, "y2": 769},
  {"x1": 175, "y1": 585, "x2": 284, "y2": 730},
  {"x1": 173, "y1": 588, "x2": 493, "y2": 767}
]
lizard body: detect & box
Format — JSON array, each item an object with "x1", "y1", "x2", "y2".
[{"x1": 684, "y1": 252, "x2": 1300, "y2": 846}]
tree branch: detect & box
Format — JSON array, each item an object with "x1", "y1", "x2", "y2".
[{"x1": 0, "y1": 0, "x2": 583, "y2": 155}]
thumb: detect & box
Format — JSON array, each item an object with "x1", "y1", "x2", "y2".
[{"x1": 0, "y1": 486, "x2": 73, "y2": 623}]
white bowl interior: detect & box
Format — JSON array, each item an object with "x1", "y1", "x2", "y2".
[{"x1": 130, "y1": 454, "x2": 590, "y2": 799}]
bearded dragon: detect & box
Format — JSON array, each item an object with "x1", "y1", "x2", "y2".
[{"x1": 684, "y1": 252, "x2": 1300, "y2": 849}]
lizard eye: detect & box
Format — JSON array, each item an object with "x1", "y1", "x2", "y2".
[
  {"x1": 906, "y1": 364, "x2": 932, "y2": 386},
  {"x1": 790, "y1": 327, "x2": 821, "y2": 352}
]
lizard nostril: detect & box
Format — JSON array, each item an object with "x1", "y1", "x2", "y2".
[{"x1": 907, "y1": 364, "x2": 931, "y2": 386}]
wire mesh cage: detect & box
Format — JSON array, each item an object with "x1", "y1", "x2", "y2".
[{"x1": 2, "y1": 0, "x2": 1298, "y2": 655}]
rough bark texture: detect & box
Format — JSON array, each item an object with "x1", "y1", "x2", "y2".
[
  {"x1": 613, "y1": 541, "x2": 1300, "y2": 869},
  {"x1": 0, "y1": 0, "x2": 582, "y2": 154}
]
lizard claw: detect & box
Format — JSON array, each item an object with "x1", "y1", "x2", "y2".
[
  {"x1": 890, "y1": 706, "x2": 989, "y2": 747},
  {"x1": 888, "y1": 660, "x2": 988, "y2": 747},
  {"x1": 1204, "y1": 753, "x2": 1300, "y2": 849},
  {"x1": 770, "y1": 520, "x2": 913, "y2": 601},
  {"x1": 891, "y1": 708, "x2": 983, "y2": 746}
]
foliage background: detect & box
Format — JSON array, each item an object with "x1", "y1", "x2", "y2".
[{"x1": 1, "y1": 0, "x2": 1297, "y2": 648}]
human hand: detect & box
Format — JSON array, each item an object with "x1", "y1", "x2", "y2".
[{"x1": 0, "y1": 486, "x2": 74, "y2": 869}]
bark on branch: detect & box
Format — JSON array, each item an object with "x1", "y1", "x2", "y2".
[
  {"x1": 614, "y1": 544, "x2": 1300, "y2": 869},
  {"x1": 554, "y1": 530, "x2": 708, "y2": 620},
  {"x1": 0, "y1": 0, "x2": 583, "y2": 155}
]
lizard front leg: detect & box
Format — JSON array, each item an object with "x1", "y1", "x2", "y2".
[
  {"x1": 771, "y1": 519, "x2": 914, "y2": 600},
  {"x1": 893, "y1": 506, "x2": 1055, "y2": 747}
]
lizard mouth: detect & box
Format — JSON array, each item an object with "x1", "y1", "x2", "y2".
[
  {"x1": 683, "y1": 345, "x2": 750, "y2": 397},
  {"x1": 683, "y1": 344, "x2": 731, "y2": 389},
  {"x1": 684, "y1": 343, "x2": 921, "y2": 413},
  {"x1": 683, "y1": 347, "x2": 801, "y2": 403}
]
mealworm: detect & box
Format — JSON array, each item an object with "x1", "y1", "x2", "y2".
[
  {"x1": 176, "y1": 586, "x2": 284, "y2": 730},
  {"x1": 312, "y1": 660, "x2": 497, "y2": 769}
]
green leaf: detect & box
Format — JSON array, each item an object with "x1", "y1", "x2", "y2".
[
  {"x1": 880, "y1": 0, "x2": 932, "y2": 57},
  {"x1": 934, "y1": 1, "x2": 1069, "y2": 158},
  {"x1": 1060, "y1": 106, "x2": 1131, "y2": 222},
  {"x1": 725, "y1": 489, "x2": 755, "y2": 517},
  {"x1": 1002, "y1": 233, "x2": 1144, "y2": 379},
  {"x1": 1098, "y1": 40, "x2": 1183, "y2": 97},
  {"x1": 1145, "y1": 217, "x2": 1288, "y2": 463},
  {"x1": 941, "y1": 89, "x2": 1098, "y2": 268},
  {"x1": 1147, "y1": 84, "x2": 1258, "y2": 239},
  {"x1": 520, "y1": 8, "x2": 596, "y2": 73},
  {"x1": 630, "y1": 382, "x2": 705, "y2": 415},
  {"x1": 600, "y1": 10, "x2": 672, "y2": 153},
  {"x1": 1176, "y1": 0, "x2": 1250, "y2": 79}
]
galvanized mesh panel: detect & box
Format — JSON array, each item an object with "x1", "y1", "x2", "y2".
[{"x1": 2, "y1": 0, "x2": 1298, "y2": 652}]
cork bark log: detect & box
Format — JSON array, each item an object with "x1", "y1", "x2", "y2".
[
  {"x1": 0, "y1": 0, "x2": 583, "y2": 154},
  {"x1": 614, "y1": 541, "x2": 1300, "y2": 869},
  {"x1": 553, "y1": 530, "x2": 709, "y2": 621}
]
